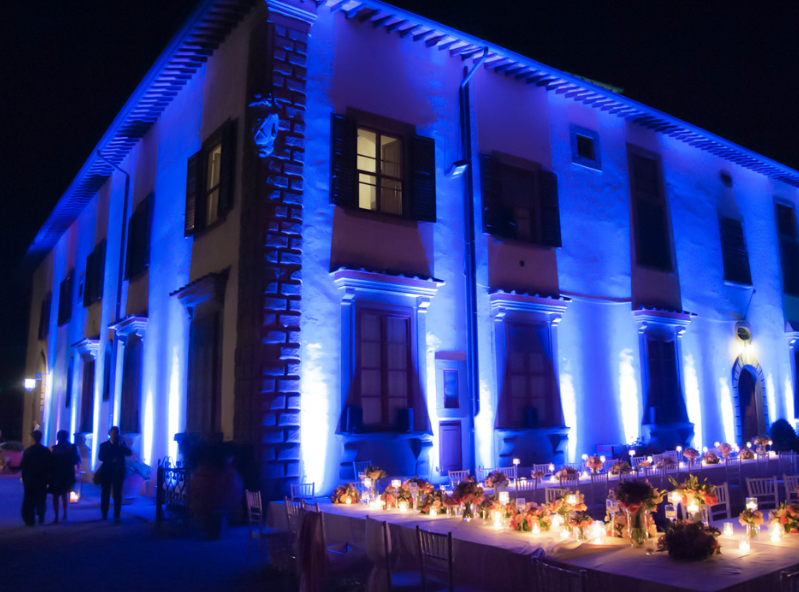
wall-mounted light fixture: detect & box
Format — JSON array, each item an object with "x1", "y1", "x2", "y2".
[
  {"x1": 446, "y1": 160, "x2": 469, "y2": 179},
  {"x1": 23, "y1": 374, "x2": 43, "y2": 392}
]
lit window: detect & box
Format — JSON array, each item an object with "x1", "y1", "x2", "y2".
[
  {"x1": 206, "y1": 143, "x2": 223, "y2": 226},
  {"x1": 357, "y1": 127, "x2": 403, "y2": 215}
]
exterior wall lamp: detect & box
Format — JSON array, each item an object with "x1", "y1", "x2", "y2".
[{"x1": 23, "y1": 373, "x2": 43, "y2": 392}]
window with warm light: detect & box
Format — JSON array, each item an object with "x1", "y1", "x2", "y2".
[{"x1": 357, "y1": 127, "x2": 403, "y2": 215}]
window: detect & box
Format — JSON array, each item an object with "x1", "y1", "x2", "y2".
[
  {"x1": 357, "y1": 309, "x2": 412, "y2": 430},
  {"x1": 125, "y1": 195, "x2": 152, "y2": 280},
  {"x1": 84, "y1": 241, "x2": 106, "y2": 306},
  {"x1": 65, "y1": 355, "x2": 74, "y2": 408},
  {"x1": 38, "y1": 293, "x2": 50, "y2": 340},
  {"x1": 79, "y1": 358, "x2": 95, "y2": 433},
  {"x1": 629, "y1": 149, "x2": 672, "y2": 271},
  {"x1": 719, "y1": 216, "x2": 752, "y2": 285},
  {"x1": 776, "y1": 202, "x2": 799, "y2": 295},
  {"x1": 185, "y1": 120, "x2": 237, "y2": 235},
  {"x1": 644, "y1": 336, "x2": 688, "y2": 424},
  {"x1": 57, "y1": 271, "x2": 73, "y2": 326},
  {"x1": 498, "y1": 322, "x2": 562, "y2": 429},
  {"x1": 570, "y1": 125, "x2": 601, "y2": 170},
  {"x1": 330, "y1": 113, "x2": 436, "y2": 222},
  {"x1": 443, "y1": 369, "x2": 459, "y2": 409},
  {"x1": 480, "y1": 153, "x2": 561, "y2": 247},
  {"x1": 120, "y1": 335, "x2": 142, "y2": 434}
]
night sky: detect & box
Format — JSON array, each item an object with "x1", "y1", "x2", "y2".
[{"x1": 2, "y1": 0, "x2": 798, "y2": 437}]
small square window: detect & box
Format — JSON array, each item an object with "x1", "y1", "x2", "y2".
[{"x1": 570, "y1": 125, "x2": 601, "y2": 170}]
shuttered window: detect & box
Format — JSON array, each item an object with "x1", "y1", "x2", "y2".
[
  {"x1": 185, "y1": 120, "x2": 236, "y2": 236},
  {"x1": 776, "y1": 202, "x2": 799, "y2": 296},
  {"x1": 480, "y1": 154, "x2": 561, "y2": 247},
  {"x1": 186, "y1": 311, "x2": 223, "y2": 434},
  {"x1": 719, "y1": 216, "x2": 752, "y2": 285},
  {"x1": 38, "y1": 293, "x2": 51, "y2": 340},
  {"x1": 84, "y1": 241, "x2": 106, "y2": 306},
  {"x1": 120, "y1": 335, "x2": 142, "y2": 434},
  {"x1": 125, "y1": 194, "x2": 152, "y2": 280},
  {"x1": 644, "y1": 337, "x2": 688, "y2": 424},
  {"x1": 497, "y1": 322, "x2": 563, "y2": 429},
  {"x1": 330, "y1": 113, "x2": 436, "y2": 222},
  {"x1": 79, "y1": 358, "x2": 95, "y2": 433},
  {"x1": 629, "y1": 151, "x2": 672, "y2": 271},
  {"x1": 57, "y1": 272, "x2": 73, "y2": 326}
]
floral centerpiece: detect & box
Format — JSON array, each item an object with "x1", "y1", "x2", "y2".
[
  {"x1": 509, "y1": 503, "x2": 552, "y2": 532},
  {"x1": 586, "y1": 456, "x2": 604, "y2": 474},
  {"x1": 365, "y1": 466, "x2": 387, "y2": 498},
  {"x1": 702, "y1": 452, "x2": 721, "y2": 465},
  {"x1": 418, "y1": 490, "x2": 445, "y2": 515},
  {"x1": 403, "y1": 476, "x2": 434, "y2": 495},
  {"x1": 550, "y1": 490, "x2": 587, "y2": 527},
  {"x1": 637, "y1": 459, "x2": 653, "y2": 469},
  {"x1": 555, "y1": 466, "x2": 579, "y2": 480},
  {"x1": 770, "y1": 503, "x2": 799, "y2": 534},
  {"x1": 669, "y1": 475, "x2": 718, "y2": 520},
  {"x1": 657, "y1": 520, "x2": 721, "y2": 561},
  {"x1": 682, "y1": 448, "x2": 700, "y2": 462},
  {"x1": 609, "y1": 461, "x2": 631, "y2": 475},
  {"x1": 753, "y1": 436, "x2": 771, "y2": 453},
  {"x1": 476, "y1": 494, "x2": 503, "y2": 519},
  {"x1": 569, "y1": 512, "x2": 594, "y2": 540},
  {"x1": 484, "y1": 471, "x2": 510, "y2": 489},
  {"x1": 332, "y1": 483, "x2": 360, "y2": 505},
  {"x1": 451, "y1": 479, "x2": 484, "y2": 521},
  {"x1": 655, "y1": 457, "x2": 676, "y2": 469},
  {"x1": 717, "y1": 442, "x2": 733, "y2": 458},
  {"x1": 380, "y1": 486, "x2": 398, "y2": 508},
  {"x1": 739, "y1": 508, "x2": 765, "y2": 540},
  {"x1": 531, "y1": 470, "x2": 545, "y2": 481},
  {"x1": 739, "y1": 448, "x2": 755, "y2": 460},
  {"x1": 616, "y1": 480, "x2": 665, "y2": 547}
]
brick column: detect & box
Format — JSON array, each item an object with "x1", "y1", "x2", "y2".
[{"x1": 235, "y1": 0, "x2": 314, "y2": 499}]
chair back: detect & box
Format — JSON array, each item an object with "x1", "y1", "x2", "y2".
[
  {"x1": 708, "y1": 482, "x2": 731, "y2": 521},
  {"x1": 532, "y1": 558, "x2": 587, "y2": 592},
  {"x1": 495, "y1": 466, "x2": 518, "y2": 481},
  {"x1": 565, "y1": 462, "x2": 582, "y2": 472},
  {"x1": 246, "y1": 490, "x2": 263, "y2": 534},
  {"x1": 652, "y1": 453, "x2": 663, "y2": 463},
  {"x1": 781, "y1": 452, "x2": 798, "y2": 475},
  {"x1": 476, "y1": 467, "x2": 491, "y2": 482},
  {"x1": 560, "y1": 474, "x2": 580, "y2": 489},
  {"x1": 725, "y1": 457, "x2": 741, "y2": 486},
  {"x1": 662, "y1": 450, "x2": 680, "y2": 462},
  {"x1": 619, "y1": 471, "x2": 637, "y2": 482},
  {"x1": 353, "y1": 460, "x2": 372, "y2": 480},
  {"x1": 746, "y1": 477, "x2": 779, "y2": 509},
  {"x1": 515, "y1": 478, "x2": 537, "y2": 495},
  {"x1": 533, "y1": 463, "x2": 553, "y2": 476},
  {"x1": 286, "y1": 497, "x2": 305, "y2": 537},
  {"x1": 448, "y1": 470, "x2": 470, "y2": 488},
  {"x1": 785, "y1": 475, "x2": 799, "y2": 504},
  {"x1": 631, "y1": 455, "x2": 647, "y2": 468},
  {"x1": 782, "y1": 567, "x2": 799, "y2": 592},
  {"x1": 416, "y1": 526, "x2": 453, "y2": 592},
  {"x1": 366, "y1": 516, "x2": 393, "y2": 591},
  {"x1": 297, "y1": 509, "x2": 328, "y2": 592},
  {"x1": 290, "y1": 482, "x2": 315, "y2": 500},
  {"x1": 545, "y1": 487, "x2": 568, "y2": 504},
  {"x1": 589, "y1": 472, "x2": 609, "y2": 510}
]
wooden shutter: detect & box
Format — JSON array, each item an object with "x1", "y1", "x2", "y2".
[
  {"x1": 38, "y1": 293, "x2": 50, "y2": 340},
  {"x1": 121, "y1": 336, "x2": 141, "y2": 434},
  {"x1": 538, "y1": 171, "x2": 561, "y2": 247},
  {"x1": 58, "y1": 273, "x2": 73, "y2": 326},
  {"x1": 79, "y1": 359, "x2": 95, "y2": 433},
  {"x1": 719, "y1": 217, "x2": 752, "y2": 285},
  {"x1": 776, "y1": 203, "x2": 799, "y2": 295},
  {"x1": 125, "y1": 208, "x2": 136, "y2": 280},
  {"x1": 83, "y1": 250, "x2": 96, "y2": 307},
  {"x1": 480, "y1": 154, "x2": 512, "y2": 238},
  {"x1": 185, "y1": 151, "x2": 201, "y2": 236},
  {"x1": 409, "y1": 134, "x2": 436, "y2": 222},
  {"x1": 635, "y1": 200, "x2": 672, "y2": 270},
  {"x1": 218, "y1": 120, "x2": 237, "y2": 216},
  {"x1": 330, "y1": 113, "x2": 357, "y2": 208},
  {"x1": 96, "y1": 241, "x2": 105, "y2": 301}
]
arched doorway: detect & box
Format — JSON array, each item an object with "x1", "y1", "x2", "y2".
[
  {"x1": 732, "y1": 356, "x2": 769, "y2": 444},
  {"x1": 738, "y1": 368, "x2": 760, "y2": 444}
]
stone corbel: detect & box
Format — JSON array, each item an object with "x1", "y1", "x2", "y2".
[
  {"x1": 74, "y1": 337, "x2": 100, "y2": 361},
  {"x1": 170, "y1": 270, "x2": 229, "y2": 319},
  {"x1": 109, "y1": 315, "x2": 148, "y2": 342}
]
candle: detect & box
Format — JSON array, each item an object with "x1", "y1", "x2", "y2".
[
  {"x1": 560, "y1": 529, "x2": 570, "y2": 540},
  {"x1": 69, "y1": 491, "x2": 80, "y2": 503},
  {"x1": 582, "y1": 471, "x2": 589, "y2": 479},
  {"x1": 723, "y1": 523, "x2": 734, "y2": 537},
  {"x1": 552, "y1": 514, "x2": 562, "y2": 529},
  {"x1": 549, "y1": 463, "x2": 555, "y2": 473},
  {"x1": 646, "y1": 456, "x2": 653, "y2": 463},
  {"x1": 430, "y1": 507, "x2": 438, "y2": 517},
  {"x1": 714, "y1": 442, "x2": 720, "y2": 448},
  {"x1": 669, "y1": 491, "x2": 682, "y2": 505},
  {"x1": 493, "y1": 511, "x2": 503, "y2": 529},
  {"x1": 591, "y1": 521, "x2": 605, "y2": 543},
  {"x1": 582, "y1": 454, "x2": 588, "y2": 461},
  {"x1": 391, "y1": 479, "x2": 401, "y2": 488},
  {"x1": 364, "y1": 478, "x2": 372, "y2": 488},
  {"x1": 498, "y1": 491, "x2": 510, "y2": 504},
  {"x1": 676, "y1": 446, "x2": 682, "y2": 453},
  {"x1": 513, "y1": 458, "x2": 520, "y2": 466},
  {"x1": 599, "y1": 455, "x2": 606, "y2": 463},
  {"x1": 703, "y1": 447, "x2": 708, "y2": 454},
  {"x1": 687, "y1": 501, "x2": 699, "y2": 515},
  {"x1": 629, "y1": 450, "x2": 635, "y2": 457},
  {"x1": 532, "y1": 522, "x2": 541, "y2": 536},
  {"x1": 746, "y1": 442, "x2": 752, "y2": 449},
  {"x1": 739, "y1": 537, "x2": 750, "y2": 552},
  {"x1": 345, "y1": 497, "x2": 352, "y2": 505},
  {"x1": 566, "y1": 494, "x2": 578, "y2": 505},
  {"x1": 550, "y1": 475, "x2": 558, "y2": 483},
  {"x1": 746, "y1": 498, "x2": 758, "y2": 511},
  {"x1": 770, "y1": 523, "x2": 782, "y2": 543}
]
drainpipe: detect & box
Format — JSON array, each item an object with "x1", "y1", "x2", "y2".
[
  {"x1": 96, "y1": 150, "x2": 130, "y2": 323},
  {"x1": 459, "y1": 48, "x2": 489, "y2": 476}
]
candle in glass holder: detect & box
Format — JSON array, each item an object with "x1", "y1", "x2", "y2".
[
  {"x1": 430, "y1": 507, "x2": 438, "y2": 517},
  {"x1": 770, "y1": 523, "x2": 783, "y2": 543},
  {"x1": 591, "y1": 521, "x2": 605, "y2": 543},
  {"x1": 723, "y1": 522, "x2": 734, "y2": 537},
  {"x1": 552, "y1": 514, "x2": 562, "y2": 529},
  {"x1": 532, "y1": 522, "x2": 541, "y2": 536},
  {"x1": 493, "y1": 510, "x2": 503, "y2": 529},
  {"x1": 399, "y1": 500, "x2": 409, "y2": 512},
  {"x1": 687, "y1": 500, "x2": 699, "y2": 515},
  {"x1": 345, "y1": 496, "x2": 352, "y2": 505},
  {"x1": 566, "y1": 494, "x2": 578, "y2": 505},
  {"x1": 364, "y1": 477, "x2": 372, "y2": 488},
  {"x1": 391, "y1": 479, "x2": 401, "y2": 488},
  {"x1": 746, "y1": 498, "x2": 758, "y2": 511},
  {"x1": 560, "y1": 528, "x2": 570, "y2": 540},
  {"x1": 498, "y1": 491, "x2": 510, "y2": 504},
  {"x1": 739, "y1": 537, "x2": 750, "y2": 552},
  {"x1": 669, "y1": 491, "x2": 682, "y2": 505}
]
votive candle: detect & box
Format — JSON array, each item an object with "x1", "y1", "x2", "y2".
[
  {"x1": 746, "y1": 498, "x2": 758, "y2": 511},
  {"x1": 498, "y1": 491, "x2": 510, "y2": 504},
  {"x1": 532, "y1": 522, "x2": 541, "y2": 536},
  {"x1": 399, "y1": 501, "x2": 408, "y2": 512},
  {"x1": 493, "y1": 511, "x2": 503, "y2": 529},
  {"x1": 723, "y1": 523, "x2": 734, "y2": 537},
  {"x1": 430, "y1": 507, "x2": 438, "y2": 517},
  {"x1": 560, "y1": 529, "x2": 570, "y2": 540},
  {"x1": 739, "y1": 537, "x2": 750, "y2": 552},
  {"x1": 364, "y1": 478, "x2": 372, "y2": 488},
  {"x1": 770, "y1": 523, "x2": 782, "y2": 542},
  {"x1": 391, "y1": 479, "x2": 401, "y2": 488}
]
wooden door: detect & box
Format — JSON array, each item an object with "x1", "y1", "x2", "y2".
[{"x1": 439, "y1": 421, "x2": 462, "y2": 474}]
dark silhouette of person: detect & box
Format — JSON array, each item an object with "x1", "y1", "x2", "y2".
[
  {"x1": 98, "y1": 426, "x2": 131, "y2": 522},
  {"x1": 50, "y1": 430, "x2": 81, "y2": 523},
  {"x1": 20, "y1": 430, "x2": 52, "y2": 526}
]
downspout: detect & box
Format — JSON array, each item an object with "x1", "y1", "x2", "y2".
[
  {"x1": 459, "y1": 49, "x2": 489, "y2": 476},
  {"x1": 96, "y1": 150, "x2": 131, "y2": 323}
]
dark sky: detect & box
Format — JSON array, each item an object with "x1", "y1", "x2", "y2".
[{"x1": 1, "y1": 0, "x2": 798, "y2": 432}]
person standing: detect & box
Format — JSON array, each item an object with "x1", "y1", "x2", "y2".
[
  {"x1": 97, "y1": 426, "x2": 131, "y2": 522},
  {"x1": 50, "y1": 430, "x2": 81, "y2": 523},
  {"x1": 20, "y1": 430, "x2": 52, "y2": 526}
]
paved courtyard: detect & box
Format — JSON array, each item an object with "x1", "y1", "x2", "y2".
[{"x1": 0, "y1": 475, "x2": 288, "y2": 592}]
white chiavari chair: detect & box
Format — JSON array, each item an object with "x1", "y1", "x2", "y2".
[
  {"x1": 496, "y1": 466, "x2": 518, "y2": 481},
  {"x1": 747, "y1": 477, "x2": 779, "y2": 510},
  {"x1": 560, "y1": 473, "x2": 580, "y2": 490},
  {"x1": 515, "y1": 477, "x2": 538, "y2": 498},
  {"x1": 619, "y1": 471, "x2": 637, "y2": 483},
  {"x1": 285, "y1": 497, "x2": 305, "y2": 539},
  {"x1": 290, "y1": 482, "x2": 315, "y2": 500},
  {"x1": 353, "y1": 460, "x2": 372, "y2": 480},
  {"x1": 725, "y1": 457, "x2": 742, "y2": 488},
  {"x1": 476, "y1": 467, "x2": 491, "y2": 482},
  {"x1": 756, "y1": 451, "x2": 771, "y2": 476},
  {"x1": 708, "y1": 482, "x2": 731, "y2": 521},
  {"x1": 532, "y1": 558, "x2": 587, "y2": 592},
  {"x1": 784, "y1": 475, "x2": 799, "y2": 504},
  {"x1": 631, "y1": 456, "x2": 647, "y2": 469},
  {"x1": 652, "y1": 453, "x2": 663, "y2": 463},
  {"x1": 590, "y1": 472, "x2": 609, "y2": 511},
  {"x1": 533, "y1": 463, "x2": 553, "y2": 477},
  {"x1": 245, "y1": 490, "x2": 286, "y2": 566},
  {"x1": 663, "y1": 450, "x2": 680, "y2": 462},
  {"x1": 545, "y1": 487, "x2": 568, "y2": 504},
  {"x1": 448, "y1": 470, "x2": 470, "y2": 488}
]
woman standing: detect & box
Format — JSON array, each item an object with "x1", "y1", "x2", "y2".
[{"x1": 50, "y1": 430, "x2": 81, "y2": 523}]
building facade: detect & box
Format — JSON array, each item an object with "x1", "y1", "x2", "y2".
[{"x1": 23, "y1": 0, "x2": 799, "y2": 498}]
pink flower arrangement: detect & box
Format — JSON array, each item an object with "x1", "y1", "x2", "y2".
[
  {"x1": 682, "y1": 448, "x2": 700, "y2": 460},
  {"x1": 717, "y1": 443, "x2": 733, "y2": 457},
  {"x1": 586, "y1": 456, "x2": 603, "y2": 473},
  {"x1": 555, "y1": 466, "x2": 578, "y2": 479},
  {"x1": 403, "y1": 477, "x2": 434, "y2": 495},
  {"x1": 702, "y1": 452, "x2": 721, "y2": 465},
  {"x1": 739, "y1": 448, "x2": 755, "y2": 460},
  {"x1": 655, "y1": 457, "x2": 676, "y2": 469},
  {"x1": 484, "y1": 471, "x2": 509, "y2": 488},
  {"x1": 332, "y1": 483, "x2": 360, "y2": 504},
  {"x1": 531, "y1": 470, "x2": 545, "y2": 480}
]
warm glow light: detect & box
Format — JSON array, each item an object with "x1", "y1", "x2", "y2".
[
  {"x1": 513, "y1": 458, "x2": 520, "y2": 466},
  {"x1": 532, "y1": 522, "x2": 540, "y2": 536},
  {"x1": 599, "y1": 455, "x2": 606, "y2": 463},
  {"x1": 430, "y1": 507, "x2": 438, "y2": 517},
  {"x1": 23, "y1": 378, "x2": 37, "y2": 392},
  {"x1": 739, "y1": 538, "x2": 750, "y2": 552},
  {"x1": 746, "y1": 498, "x2": 758, "y2": 511},
  {"x1": 723, "y1": 523, "x2": 734, "y2": 537},
  {"x1": 676, "y1": 446, "x2": 682, "y2": 453},
  {"x1": 499, "y1": 491, "x2": 510, "y2": 504}
]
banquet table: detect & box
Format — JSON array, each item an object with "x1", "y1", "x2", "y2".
[{"x1": 267, "y1": 493, "x2": 799, "y2": 592}]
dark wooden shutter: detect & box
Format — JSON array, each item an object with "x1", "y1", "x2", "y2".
[
  {"x1": 96, "y1": 241, "x2": 105, "y2": 300},
  {"x1": 79, "y1": 359, "x2": 95, "y2": 433},
  {"x1": 121, "y1": 336, "x2": 141, "y2": 434},
  {"x1": 185, "y1": 151, "x2": 201, "y2": 236},
  {"x1": 776, "y1": 203, "x2": 799, "y2": 295},
  {"x1": 409, "y1": 134, "x2": 436, "y2": 222},
  {"x1": 330, "y1": 113, "x2": 357, "y2": 208},
  {"x1": 65, "y1": 356, "x2": 74, "y2": 408},
  {"x1": 635, "y1": 200, "x2": 672, "y2": 271},
  {"x1": 83, "y1": 250, "x2": 96, "y2": 307},
  {"x1": 719, "y1": 217, "x2": 752, "y2": 285},
  {"x1": 538, "y1": 171, "x2": 561, "y2": 247},
  {"x1": 58, "y1": 273, "x2": 73, "y2": 326},
  {"x1": 143, "y1": 195, "x2": 152, "y2": 270},
  {"x1": 125, "y1": 208, "x2": 136, "y2": 280},
  {"x1": 218, "y1": 120, "x2": 236, "y2": 216},
  {"x1": 480, "y1": 154, "x2": 512, "y2": 238},
  {"x1": 38, "y1": 293, "x2": 50, "y2": 340}
]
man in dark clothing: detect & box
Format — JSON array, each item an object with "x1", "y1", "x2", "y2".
[
  {"x1": 98, "y1": 426, "x2": 131, "y2": 522},
  {"x1": 20, "y1": 430, "x2": 52, "y2": 526}
]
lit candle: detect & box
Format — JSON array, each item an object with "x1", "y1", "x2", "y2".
[
  {"x1": 769, "y1": 440, "x2": 773, "y2": 446},
  {"x1": 532, "y1": 522, "x2": 541, "y2": 536},
  {"x1": 676, "y1": 446, "x2": 682, "y2": 453},
  {"x1": 687, "y1": 501, "x2": 699, "y2": 515},
  {"x1": 550, "y1": 475, "x2": 558, "y2": 483},
  {"x1": 560, "y1": 528, "x2": 570, "y2": 540},
  {"x1": 345, "y1": 497, "x2": 352, "y2": 505},
  {"x1": 770, "y1": 523, "x2": 783, "y2": 543},
  {"x1": 566, "y1": 494, "x2": 578, "y2": 505},
  {"x1": 701, "y1": 460, "x2": 707, "y2": 466},
  {"x1": 430, "y1": 507, "x2": 438, "y2": 517},
  {"x1": 582, "y1": 454, "x2": 588, "y2": 461},
  {"x1": 746, "y1": 442, "x2": 752, "y2": 449},
  {"x1": 552, "y1": 514, "x2": 562, "y2": 529},
  {"x1": 646, "y1": 456, "x2": 653, "y2": 463},
  {"x1": 498, "y1": 491, "x2": 510, "y2": 504},
  {"x1": 364, "y1": 478, "x2": 372, "y2": 488},
  {"x1": 591, "y1": 521, "x2": 605, "y2": 543},
  {"x1": 493, "y1": 511, "x2": 503, "y2": 529},
  {"x1": 399, "y1": 501, "x2": 409, "y2": 512},
  {"x1": 746, "y1": 498, "x2": 758, "y2": 511},
  {"x1": 739, "y1": 537, "x2": 750, "y2": 552},
  {"x1": 679, "y1": 462, "x2": 685, "y2": 468},
  {"x1": 513, "y1": 458, "x2": 520, "y2": 466},
  {"x1": 723, "y1": 522, "x2": 734, "y2": 537},
  {"x1": 582, "y1": 471, "x2": 589, "y2": 479},
  {"x1": 600, "y1": 456, "x2": 606, "y2": 463},
  {"x1": 669, "y1": 491, "x2": 682, "y2": 505},
  {"x1": 69, "y1": 491, "x2": 80, "y2": 503},
  {"x1": 629, "y1": 450, "x2": 636, "y2": 457},
  {"x1": 391, "y1": 479, "x2": 401, "y2": 488},
  {"x1": 549, "y1": 463, "x2": 555, "y2": 473},
  {"x1": 714, "y1": 442, "x2": 720, "y2": 448},
  {"x1": 703, "y1": 447, "x2": 708, "y2": 454}
]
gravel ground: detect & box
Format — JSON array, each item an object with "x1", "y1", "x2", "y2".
[{"x1": 0, "y1": 475, "x2": 292, "y2": 592}]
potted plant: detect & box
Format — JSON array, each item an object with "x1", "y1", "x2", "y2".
[{"x1": 122, "y1": 455, "x2": 152, "y2": 502}]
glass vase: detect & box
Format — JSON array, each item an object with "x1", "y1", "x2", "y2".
[
  {"x1": 626, "y1": 508, "x2": 649, "y2": 548},
  {"x1": 462, "y1": 502, "x2": 473, "y2": 522},
  {"x1": 747, "y1": 523, "x2": 760, "y2": 541}
]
